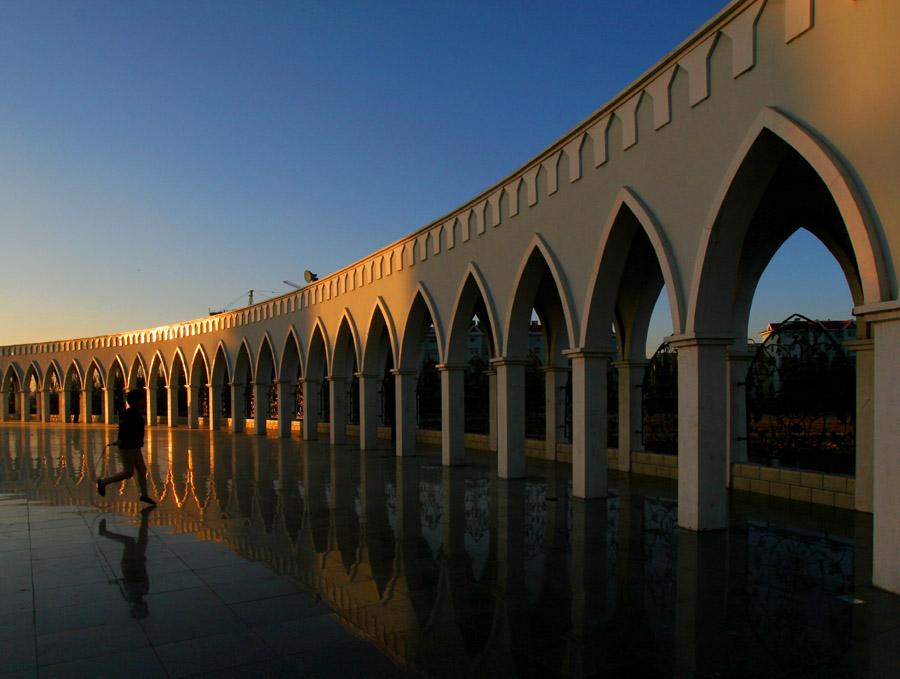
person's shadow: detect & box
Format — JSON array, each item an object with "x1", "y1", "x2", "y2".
[{"x1": 99, "y1": 506, "x2": 154, "y2": 618}]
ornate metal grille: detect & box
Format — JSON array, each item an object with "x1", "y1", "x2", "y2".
[
  {"x1": 642, "y1": 342, "x2": 678, "y2": 455},
  {"x1": 745, "y1": 314, "x2": 855, "y2": 473},
  {"x1": 745, "y1": 521, "x2": 853, "y2": 669},
  {"x1": 416, "y1": 359, "x2": 440, "y2": 430}
]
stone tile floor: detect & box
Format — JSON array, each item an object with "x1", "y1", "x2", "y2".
[{"x1": 2, "y1": 422, "x2": 900, "y2": 678}]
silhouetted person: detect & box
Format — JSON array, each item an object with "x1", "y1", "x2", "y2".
[
  {"x1": 97, "y1": 389, "x2": 156, "y2": 504},
  {"x1": 98, "y1": 506, "x2": 153, "y2": 618}
]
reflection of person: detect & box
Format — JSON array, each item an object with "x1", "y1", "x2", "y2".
[
  {"x1": 97, "y1": 389, "x2": 156, "y2": 504},
  {"x1": 98, "y1": 506, "x2": 153, "y2": 618}
]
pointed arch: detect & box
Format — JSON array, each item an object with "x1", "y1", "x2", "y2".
[
  {"x1": 43, "y1": 359, "x2": 63, "y2": 392},
  {"x1": 361, "y1": 297, "x2": 399, "y2": 373},
  {"x1": 63, "y1": 359, "x2": 84, "y2": 391},
  {"x1": 582, "y1": 187, "x2": 684, "y2": 350},
  {"x1": 446, "y1": 262, "x2": 502, "y2": 365},
  {"x1": 169, "y1": 348, "x2": 189, "y2": 385},
  {"x1": 305, "y1": 318, "x2": 332, "y2": 380},
  {"x1": 127, "y1": 353, "x2": 147, "y2": 390},
  {"x1": 148, "y1": 351, "x2": 168, "y2": 388},
  {"x1": 86, "y1": 358, "x2": 106, "y2": 388},
  {"x1": 331, "y1": 308, "x2": 362, "y2": 377},
  {"x1": 254, "y1": 332, "x2": 277, "y2": 380},
  {"x1": 279, "y1": 326, "x2": 304, "y2": 382},
  {"x1": 503, "y1": 234, "x2": 577, "y2": 357},
  {"x1": 2, "y1": 363, "x2": 23, "y2": 393},
  {"x1": 190, "y1": 344, "x2": 211, "y2": 387},
  {"x1": 399, "y1": 282, "x2": 445, "y2": 370},
  {"x1": 23, "y1": 360, "x2": 43, "y2": 388},
  {"x1": 210, "y1": 340, "x2": 232, "y2": 386},
  {"x1": 688, "y1": 106, "x2": 892, "y2": 334}
]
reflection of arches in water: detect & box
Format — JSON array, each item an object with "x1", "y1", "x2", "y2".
[
  {"x1": 419, "y1": 465, "x2": 442, "y2": 559},
  {"x1": 642, "y1": 496, "x2": 678, "y2": 614},
  {"x1": 524, "y1": 480, "x2": 547, "y2": 603},
  {"x1": 464, "y1": 476, "x2": 490, "y2": 582},
  {"x1": 745, "y1": 521, "x2": 853, "y2": 671}
]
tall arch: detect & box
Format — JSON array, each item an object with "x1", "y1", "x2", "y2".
[
  {"x1": 583, "y1": 187, "x2": 684, "y2": 354},
  {"x1": 329, "y1": 310, "x2": 361, "y2": 445},
  {"x1": 276, "y1": 327, "x2": 304, "y2": 438},
  {"x1": 689, "y1": 107, "x2": 891, "y2": 335},
  {"x1": 252, "y1": 334, "x2": 277, "y2": 435},
  {"x1": 302, "y1": 320, "x2": 331, "y2": 441},
  {"x1": 208, "y1": 340, "x2": 232, "y2": 431},
  {"x1": 359, "y1": 299, "x2": 397, "y2": 449}
]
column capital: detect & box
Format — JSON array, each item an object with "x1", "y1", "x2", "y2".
[
  {"x1": 354, "y1": 372, "x2": 380, "y2": 379},
  {"x1": 611, "y1": 359, "x2": 648, "y2": 369},
  {"x1": 390, "y1": 369, "x2": 418, "y2": 377},
  {"x1": 562, "y1": 349, "x2": 614, "y2": 361},
  {"x1": 229, "y1": 381, "x2": 246, "y2": 388},
  {"x1": 665, "y1": 333, "x2": 733, "y2": 348},
  {"x1": 483, "y1": 368, "x2": 497, "y2": 377},
  {"x1": 853, "y1": 300, "x2": 900, "y2": 322},
  {"x1": 490, "y1": 356, "x2": 532, "y2": 367},
  {"x1": 726, "y1": 350, "x2": 756, "y2": 362},
  {"x1": 299, "y1": 377, "x2": 321, "y2": 385},
  {"x1": 436, "y1": 364, "x2": 467, "y2": 372},
  {"x1": 539, "y1": 365, "x2": 571, "y2": 374},
  {"x1": 845, "y1": 338, "x2": 874, "y2": 352}
]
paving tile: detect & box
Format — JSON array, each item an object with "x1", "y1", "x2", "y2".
[
  {"x1": 39, "y1": 646, "x2": 167, "y2": 679},
  {"x1": 36, "y1": 620, "x2": 148, "y2": 667},
  {"x1": 155, "y1": 629, "x2": 274, "y2": 678}
]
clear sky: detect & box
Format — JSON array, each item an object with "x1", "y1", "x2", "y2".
[{"x1": 1, "y1": 1, "x2": 853, "y2": 352}]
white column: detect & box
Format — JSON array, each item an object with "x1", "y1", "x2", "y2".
[
  {"x1": 187, "y1": 385, "x2": 200, "y2": 429},
  {"x1": 565, "y1": 350, "x2": 610, "y2": 499},
  {"x1": 146, "y1": 386, "x2": 157, "y2": 426},
  {"x1": 81, "y1": 388, "x2": 90, "y2": 424},
  {"x1": 671, "y1": 335, "x2": 730, "y2": 531},
  {"x1": 493, "y1": 358, "x2": 527, "y2": 479},
  {"x1": 846, "y1": 338, "x2": 874, "y2": 513},
  {"x1": 328, "y1": 377, "x2": 346, "y2": 444},
  {"x1": 393, "y1": 370, "x2": 417, "y2": 456},
  {"x1": 19, "y1": 389, "x2": 28, "y2": 421},
  {"x1": 39, "y1": 389, "x2": 50, "y2": 423},
  {"x1": 209, "y1": 383, "x2": 222, "y2": 431},
  {"x1": 485, "y1": 369, "x2": 498, "y2": 452},
  {"x1": 167, "y1": 385, "x2": 178, "y2": 428},
  {"x1": 253, "y1": 381, "x2": 268, "y2": 436},
  {"x1": 1, "y1": 388, "x2": 10, "y2": 422},
  {"x1": 62, "y1": 388, "x2": 72, "y2": 423},
  {"x1": 301, "y1": 378, "x2": 319, "y2": 441},
  {"x1": 230, "y1": 381, "x2": 246, "y2": 433},
  {"x1": 357, "y1": 373, "x2": 380, "y2": 450},
  {"x1": 541, "y1": 366, "x2": 570, "y2": 460},
  {"x1": 438, "y1": 364, "x2": 466, "y2": 466},
  {"x1": 870, "y1": 312, "x2": 900, "y2": 593},
  {"x1": 275, "y1": 380, "x2": 293, "y2": 438},
  {"x1": 726, "y1": 350, "x2": 755, "y2": 485},
  {"x1": 103, "y1": 387, "x2": 115, "y2": 425},
  {"x1": 612, "y1": 360, "x2": 646, "y2": 473}
]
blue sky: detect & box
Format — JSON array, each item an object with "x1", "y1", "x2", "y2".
[{"x1": 0, "y1": 1, "x2": 853, "y2": 352}]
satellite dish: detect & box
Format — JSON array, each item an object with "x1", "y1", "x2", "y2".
[{"x1": 304, "y1": 270, "x2": 318, "y2": 283}]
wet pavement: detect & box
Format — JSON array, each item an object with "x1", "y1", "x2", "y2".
[{"x1": 1, "y1": 422, "x2": 900, "y2": 678}]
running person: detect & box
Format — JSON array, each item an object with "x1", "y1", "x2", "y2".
[{"x1": 97, "y1": 389, "x2": 156, "y2": 504}]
